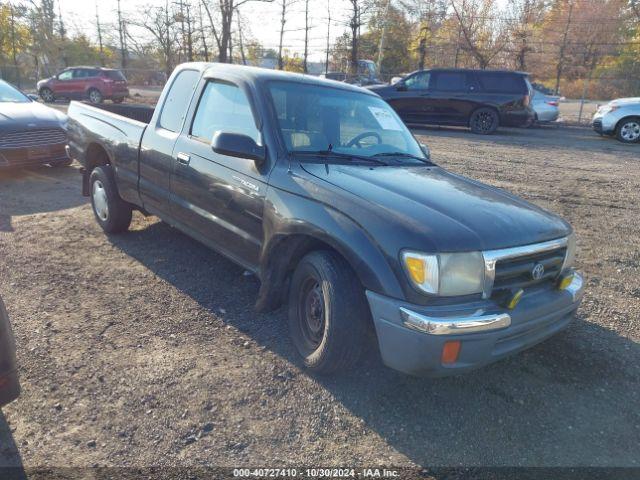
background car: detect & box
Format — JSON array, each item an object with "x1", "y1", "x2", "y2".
[
  {"x1": 531, "y1": 89, "x2": 560, "y2": 124},
  {"x1": 368, "y1": 68, "x2": 535, "y2": 134},
  {"x1": 591, "y1": 97, "x2": 640, "y2": 143},
  {"x1": 592, "y1": 97, "x2": 640, "y2": 143},
  {"x1": 0, "y1": 79, "x2": 71, "y2": 169},
  {"x1": 0, "y1": 295, "x2": 19, "y2": 408},
  {"x1": 37, "y1": 67, "x2": 129, "y2": 104}
]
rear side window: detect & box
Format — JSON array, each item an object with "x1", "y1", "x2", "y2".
[
  {"x1": 104, "y1": 70, "x2": 126, "y2": 81},
  {"x1": 159, "y1": 69, "x2": 200, "y2": 132},
  {"x1": 477, "y1": 73, "x2": 527, "y2": 94},
  {"x1": 432, "y1": 72, "x2": 468, "y2": 92},
  {"x1": 191, "y1": 81, "x2": 260, "y2": 144}
]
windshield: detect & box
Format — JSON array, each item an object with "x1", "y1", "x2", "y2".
[
  {"x1": 268, "y1": 81, "x2": 426, "y2": 162},
  {"x1": 0, "y1": 80, "x2": 30, "y2": 103}
]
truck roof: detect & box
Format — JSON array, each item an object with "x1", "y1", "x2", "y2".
[{"x1": 178, "y1": 62, "x2": 378, "y2": 96}]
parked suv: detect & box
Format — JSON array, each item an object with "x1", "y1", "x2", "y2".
[
  {"x1": 592, "y1": 97, "x2": 640, "y2": 143},
  {"x1": 369, "y1": 68, "x2": 535, "y2": 134},
  {"x1": 38, "y1": 67, "x2": 129, "y2": 104}
]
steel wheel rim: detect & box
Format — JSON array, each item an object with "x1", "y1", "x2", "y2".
[
  {"x1": 92, "y1": 180, "x2": 109, "y2": 221},
  {"x1": 474, "y1": 111, "x2": 495, "y2": 132},
  {"x1": 621, "y1": 122, "x2": 640, "y2": 141},
  {"x1": 297, "y1": 277, "x2": 325, "y2": 352}
]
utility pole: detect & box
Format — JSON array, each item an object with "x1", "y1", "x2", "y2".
[
  {"x1": 57, "y1": 2, "x2": 68, "y2": 67},
  {"x1": 199, "y1": 2, "x2": 209, "y2": 61},
  {"x1": 555, "y1": 0, "x2": 574, "y2": 95},
  {"x1": 9, "y1": 2, "x2": 20, "y2": 87},
  {"x1": 303, "y1": 0, "x2": 310, "y2": 73},
  {"x1": 117, "y1": 0, "x2": 127, "y2": 69},
  {"x1": 278, "y1": 0, "x2": 287, "y2": 70},
  {"x1": 325, "y1": 0, "x2": 331, "y2": 74},
  {"x1": 95, "y1": 3, "x2": 105, "y2": 66},
  {"x1": 237, "y1": 11, "x2": 246, "y2": 65},
  {"x1": 376, "y1": 0, "x2": 391, "y2": 76}
]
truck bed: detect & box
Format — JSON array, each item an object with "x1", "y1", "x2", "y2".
[{"x1": 67, "y1": 101, "x2": 153, "y2": 205}]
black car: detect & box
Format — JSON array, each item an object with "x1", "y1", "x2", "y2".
[
  {"x1": 368, "y1": 68, "x2": 535, "y2": 134},
  {"x1": 0, "y1": 79, "x2": 71, "y2": 169},
  {"x1": 0, "y1": 295, "x2": 19, "y2": 408}
]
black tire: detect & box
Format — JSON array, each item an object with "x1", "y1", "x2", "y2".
[
  {"x1": 470, "y1": 107, "x2": 500, "y2": 134},
  {"x1": 615, "y1": 117, "x2": 640, "y2": 144},
  {"x1": 87, "y1": 88, "x2": 104, "y2": 104},
  {"x1": 89, "y1": 165, "x2": 132, "y2": 233},
  {"x1": 39, "y1": 87, "x2": 55, "y2": 103},
  {"x1": 49, "y1": 159, "x2": 73, "y2": 168},
  {"x1": 288, "y1": 250, "x2": 369, "y2": 374}
]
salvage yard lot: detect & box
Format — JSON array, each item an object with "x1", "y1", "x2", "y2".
[{"x1": 0, "y1": 126, "x2": 638, "y2": 470}]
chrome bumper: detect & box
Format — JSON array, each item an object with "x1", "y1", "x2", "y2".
[{"x1": 400, "y1": 272, "x2": 584, "y2": 336}]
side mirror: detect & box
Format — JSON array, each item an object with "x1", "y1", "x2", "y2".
[
  {"x1": 420, "y1": 143, "x2": 430, "y2": 160},
  {"x1": 27, "y1": 94, "x2": 39, "y2": 101},
  {"x1": 211, "y1": 131, "x2": 266, "y2": 166}
]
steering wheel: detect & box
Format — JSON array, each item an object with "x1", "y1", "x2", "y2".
[{"x1": 345, "y1": 131, "x2": 382, "y2": 148}]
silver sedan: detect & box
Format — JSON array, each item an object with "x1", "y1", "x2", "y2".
[
  {"x1": 532, "y1": 89, "x2": 560, "y2": 123},
  {"x1": 592, "y1": 97, "x2": 640, "y2": 143}
]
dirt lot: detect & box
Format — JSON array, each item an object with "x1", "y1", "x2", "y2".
[{"x1": 0, "y1": 126, "x2": 639, "y2": 472}]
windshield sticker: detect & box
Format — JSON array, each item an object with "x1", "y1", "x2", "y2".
[{"x1": 368, "y1": 106, "x2": 403, "y2": 131}]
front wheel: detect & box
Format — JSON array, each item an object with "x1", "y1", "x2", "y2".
[
  {"x1": 39, "y1": 88, "x2": 55, "y2": 103},
  {"x1": 288, "y1": 251, "x2": 369, "y2": 374},
  {"x1": 616, "y1": 118, "x2": 640, "y2": 143},
  {"x1": 470, "y1": 108, "x2": 499, "y2": 134},
  {"x1": 89, "y1": 165, "x2": 132, "y2": 233}
]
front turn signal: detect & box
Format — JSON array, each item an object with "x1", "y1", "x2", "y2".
[{"x1": 557, "y1": 272, "x2": 575, "y2": 290}]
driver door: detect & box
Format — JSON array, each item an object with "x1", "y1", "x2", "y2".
[
  {"x1": 170, "y1": 79, "x2": 268, "y2": 271},
  {"x1": 387, "y1": 72, "x2": 432, "y2": 124}
]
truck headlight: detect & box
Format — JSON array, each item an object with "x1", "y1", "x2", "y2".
[
  {"x1": 401, "y1": 250, "x2": 485, "y2": 296},
  {"x1": 562, "y1": 233, "x2": 576, "y2": 271}
]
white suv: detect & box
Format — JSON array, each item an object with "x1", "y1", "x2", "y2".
[{"x1": 592, "y1": 97, "x2": 640, "y2": 143}]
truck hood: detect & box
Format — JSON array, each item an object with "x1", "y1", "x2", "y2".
[
  {"x1": 300, "y1": 163, "x2": 570, "y2": 252},
  {"x1": 0, "y1": 102, "x2": 67, "y2": 131}
]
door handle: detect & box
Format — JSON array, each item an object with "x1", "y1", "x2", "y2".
[{"x1": 176, "y1": 152, "x2": 191, "y2": 166}]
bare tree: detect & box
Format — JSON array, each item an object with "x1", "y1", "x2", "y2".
[
  {"x1": 277, "y1": 0, "x2": 298, "y2": 69},
  {"x1": 554, "y1": 0, "x2": 574, "y2": 94},
  {"x1": 201, "y1": 0, "x2": 273, "y2": 63},
  {"x1": 506, "y1": 0, "x2": 547, "y2": 71},
  {"x1": 131, "y1": 1, "x2": 179, "y2": 75},
  {"x1": 450, "y1": 0, "x2": 508, "y2": 69},
  {"x1": 347, "y1": 0, "x2": 372, "y2": 74}
]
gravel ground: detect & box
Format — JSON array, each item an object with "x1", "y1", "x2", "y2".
[{"x1": 0, "y1": 126, "x2": 639, "y2": 472}]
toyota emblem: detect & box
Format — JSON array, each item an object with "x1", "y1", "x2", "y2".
[{"x1": 531, "y1": 263, "x2": 545, "y2": 280}]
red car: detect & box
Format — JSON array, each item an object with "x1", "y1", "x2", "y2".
[{"x1": 37, "y1": 67, "x2": 129, "y2": 104}]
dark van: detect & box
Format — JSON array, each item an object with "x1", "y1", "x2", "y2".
[{"x1": 368, "y1": 69, "x2": 535, "y2": 134}]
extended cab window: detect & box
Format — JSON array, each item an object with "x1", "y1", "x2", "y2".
[
  {"x1": 191, "y1": 81, "x2": 260, "y2": 143},
  {"x1": 159, "y1": 69, "x2": 199, "y2": 132}
]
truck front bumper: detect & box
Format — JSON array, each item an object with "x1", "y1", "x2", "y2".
[{"x1": 367, "y1": 273, "x2": 584, "y2": 377}]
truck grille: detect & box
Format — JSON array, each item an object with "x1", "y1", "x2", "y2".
[
  {"x1": 0, "y1": 128, "x2": 67, "y2": 149},
  {"x1": 493, "y1": 247, "x2": 567, "y2": 292}
]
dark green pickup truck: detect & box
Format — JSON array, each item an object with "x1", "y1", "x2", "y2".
[{"x1": 66, "y1": 62, "x2": 584, "y2": 376}]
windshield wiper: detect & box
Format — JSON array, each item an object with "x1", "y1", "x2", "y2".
[
  {"x1": 292, "y1": 150, "x2": 389, "y2": 166},
  {"x1": 372, "y1": 152, "x2": 435, "y2": 165}
]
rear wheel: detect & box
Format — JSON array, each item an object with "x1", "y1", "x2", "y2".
[
  {"x1": 88, "y1": 88, "x2": 104, "y2": 104},
  {"x1": 39, "y1": 88, "x2": 55, "y2": 103},
  {"x1": 470, "y1": 107, "x2": 499, "y2": 134},
  {"x1": 616, "y1": 118, "x2": 640, "y2": 143},
  {"x1": 288, "y1": 250, "x2": 369, "y2": 374},
  {"x1": 89, "y1": 165, "x2": 132, "y2": 233}
]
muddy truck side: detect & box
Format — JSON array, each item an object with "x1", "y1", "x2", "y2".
[{"x1": 66, "y1": 62, "x2": 584, "y2": 377}]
